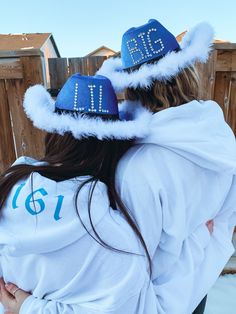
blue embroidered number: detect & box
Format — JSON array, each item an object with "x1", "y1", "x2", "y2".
[
  {"x1": 25, "y1": 188, "x2": 48, "y2": 215},
  {"x1": 12, "y1": 183, "x2": 65, "y2": 221},
  {"x1": 54, "y1": 195, "x2": 64, "y2": 221},
  {"x1": 12, "y1": 183, "x2": 26, "y2": 209}
]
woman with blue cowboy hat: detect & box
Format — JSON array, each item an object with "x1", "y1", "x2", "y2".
[
  {"x1": 97, "y1": 19, "x2": 236, "y2": 313},
  {"x1": 0, "y1": 74, "x2": 160, "y2": 313}
]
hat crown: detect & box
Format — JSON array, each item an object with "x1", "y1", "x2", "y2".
[
  {"x1": 121, "y1": 19, "x2": 180, "y2": 69},
  {"x1": 55, "y1": 73, "x2": 118, "y2": 116}
]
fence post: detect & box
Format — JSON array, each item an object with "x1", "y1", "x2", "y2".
[
  {"x1": 5, "y1": 55, "x2": 46, "y2": 161},
  {"x1": 0, "y1": 80, "x2": 16, "y2": 172}
]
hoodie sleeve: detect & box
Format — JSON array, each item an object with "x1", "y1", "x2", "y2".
[
  {"x1": 117, "y1": 173, "x2": 215, "y2": 313},
  {"x1": 19, "y1": 292, "x2": 143, "y2": 314},
  {"x1": 19, "y1": 297, "x2": 75, "y2": 314}
]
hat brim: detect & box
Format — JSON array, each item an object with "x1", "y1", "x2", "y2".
[
  {"x1": 23, "y1": 85, "x2": 152, "y2": 140},
  {"x1": 97, "y1": 22, "x2": 214, "y2": 92}
]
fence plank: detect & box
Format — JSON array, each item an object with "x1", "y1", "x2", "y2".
[
  {"x1": 48, "y1": 58, "x2": 68, "y2": 89},
  {"x1": 21, "y1": 56, "x2": 45, "y2": 89},
  {"x1": 214, "y1": 43, "x2": 236, "y2": 50},
  {"x1": 196, "y1": 50, "x2": 217, "y2": 100},
  {"x1": 89, "y1": 56, "x2": 107, "y2": 74},
  {"x1": 9, "y1": 55, "x2": 46, "y2": 159},
  {"x1": 5, "y1": 79, "x2": 46, "y2": 159},
  {"x1": 227, "y1": 72, "x2": 236, "y2": 134},
  {"x1": 68, "y1": 56, "x2": 106, "y2": 76},
  {"x1": 0, "y1": 58, "x2": 23, "y2": 79},
  {"x1": 0, "y1": 80, "x2": 16, "y2": 173},
  {"x1": 216, "y1": 50, "x2": 236, "y2": 72},
  {"x1": 214, "y1": 71, "x2": 232, "y2": 123},
  {"x1": 68, "y1": 58, "x2": 85, "y2": 75}
]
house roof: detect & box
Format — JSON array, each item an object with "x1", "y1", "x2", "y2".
[
  {"x1": 85, "y1": 45, "x2": 116, "y2": 57},
  {"x1": 0, "y1": 33, "x2": 60, "y2": 56}
]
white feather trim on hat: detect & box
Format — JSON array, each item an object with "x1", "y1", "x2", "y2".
[
  {"x1": 97, "y1": 22, "x2": 214, "y2": 92},
  {"x1": 23, "y1": 85, "x2": 152, "y2": 140}
]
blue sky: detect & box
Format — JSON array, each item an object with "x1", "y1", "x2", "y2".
[{"x1": 0, "y1": 0, "x2": 235, "y2": 57}]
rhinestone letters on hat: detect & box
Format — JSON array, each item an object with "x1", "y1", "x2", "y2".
[
  {"x1": 98, "y1": 85, "x2": 103, "y2": 112},
  {"x1": 88, "y1": 85, "x2": 109, "y2": 114},
  {"x1": 126, "y1": 38, "x2": 144, "y2": 65},
  {"x1": 88, "y1": 85, "x2": 97, "y2": 112},
  {"x1": 73, "y1": 83, "x2": 85, "y2": 111},
  {"x1": 126, "y1": 28, "x2": 165, "y2": 65},
  {"x1": 73, "y1": 83, "x2": 79, "y2": 111},
  {"x1": 138, "y1": 32, "x2": 152, "y2": 57},
  {"x1": 147, "y1": 28, "x2": 164, "y2": 55}
]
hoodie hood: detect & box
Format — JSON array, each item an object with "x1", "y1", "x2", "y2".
[
  {"x1": 0, "y1": 157, "x2": 110, "y2": 256},
  {"x1": 135, "y1": 100, "x2": 236, "y2": 173}
]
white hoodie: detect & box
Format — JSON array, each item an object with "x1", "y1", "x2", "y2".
[
  {"x1": 115, "y1": 99, "x2": 236, "y2": 314},
  {"x1": 0, "y1": 157, "x2": 159, "y2": 314},
  {"x1": 1, "y1": 100, "x2": 235, "y2": 314}
]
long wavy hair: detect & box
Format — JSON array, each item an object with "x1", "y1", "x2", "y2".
[
  {"x1": 0, "y1": 131, "x2": 152, "y2": 275},
  {"x1": 125, "y1": 66, "x2": 200, "y2": 112}
]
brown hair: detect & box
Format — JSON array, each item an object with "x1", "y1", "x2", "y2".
[
  {"x1": 125, "y1": 66, "x2": 200, "y2": 112},
  {"x1": 0, "y1": 132, "x2": 152, "y2": 275}
]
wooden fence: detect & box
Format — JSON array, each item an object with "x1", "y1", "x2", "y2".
[
  {"x1": 197, "y1": 43, "x2": 236, "y2": 131},
  {"x1": 48, "y1": 56, "x2": 106, "y2": 96},
  {"x1": 0, "y1": 50, "x2": 46, "y2": 173},
  {"x1": 0, "y1": 44, "x2": 236, "y2": 173}
]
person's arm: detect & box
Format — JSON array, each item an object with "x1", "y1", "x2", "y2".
[
  {"x1": 0, "y1": 282, "x2": 146, "y2": 314},
  {"x1": 116, "y1": 164, "x2": 214, "y2": 314},
  {"x1": 0, "y1": 288, "x2": 83, "y2": 314},
  {"x1": 20, "y1": 296, "x2": 81, "y2": 314}
]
